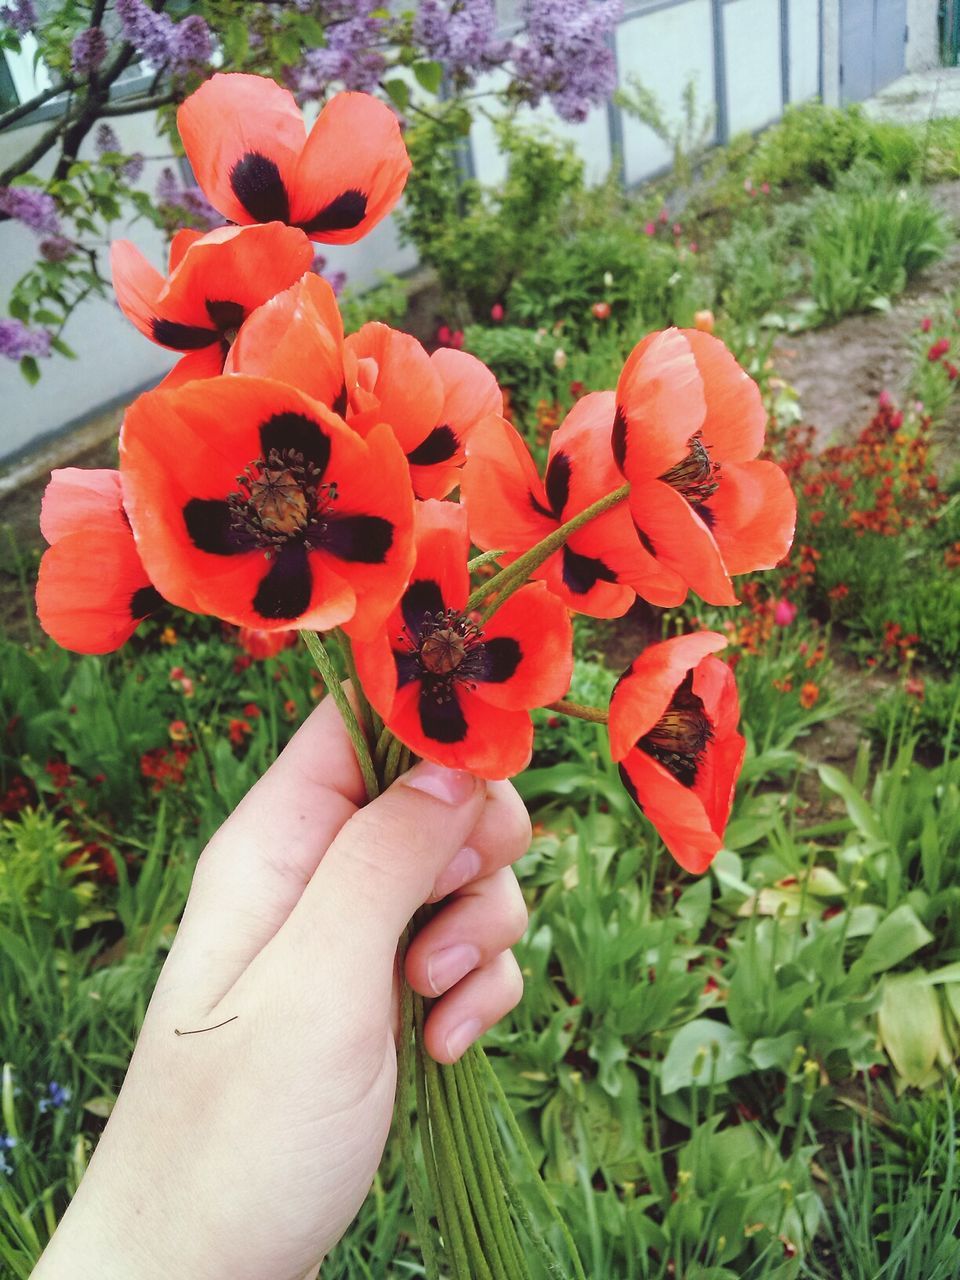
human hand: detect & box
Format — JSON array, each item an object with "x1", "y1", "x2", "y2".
[{"x1": 33, "y1": 693, "x2": 532, "y2": 1280}]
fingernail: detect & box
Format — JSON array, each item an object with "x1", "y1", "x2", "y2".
[
  {"x1": 432, "y1": 845, "x2": 481, "y2": 900},
  {"x1": 445, "y1": 1017, "x2": 483, "y2": 1061},
  {"x1": 427, "y1": 943, "x2": 480, "y2": 995},
  {"x1": 402, "y1": 762, "x2": 478, "y2": 806}
]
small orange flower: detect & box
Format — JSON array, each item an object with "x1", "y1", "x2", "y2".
[
  {"x1": 799, "y1": 682, "x2": 819, "y2": 709},
  {"x1": 169, "y1": 719, "x2": 190, "y2": 742}
]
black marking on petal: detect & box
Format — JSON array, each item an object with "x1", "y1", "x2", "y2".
[
  {"x1": 322, "y1": 514, "x2": 393, "y2": 563},
  {"x1": 206, "y1": 299, "x2": 245, "y2": 333},
  {"x1": 229, "y1": 152, "x2": 290, "y2": 223},
  {"x1": 184, "y1": 499, "x2": 250, "y2": 555},
  {"x1": 633, "y1": 522, "x2": 656, "y2": 557},
  {"x1": 693, "y1": 502, "x2": 716, "y2": 530},
  {"x1": 529, "y1": 490, "x2": 556, "y2": 521},
  {"x1": 151, "y1": 317, "x2": 216, "y2": 350},
  {"x1": 332, "y1": 383, "x2": 348, "y2": 417},
  {"x1": 259, "y1": 413, "x2": 331, "y2": 476},
  {"x1": 394, "y1": 649, "x2": 421, "y2": 688},
  {"x1": 618, "y1": 762, "x2": 644, "y2": 813},
  {"x1": 407, "y1": 424, "x2": 459, "y2": 467},
  {"x1": 298, "y1": 189, "x2": 367, "y2": 235},
  {"x1": 419, "y1": 684, "x2": 468, "y2": 744},
  {"x1": 612, "y1": 405, "x2": 628, "y2": 472},
  {"x1": 402, "y1": 578, "x2": 446, "y2": 638},
  {"x1": 544, "y1": 451, "x2": 571, "y2": 521},
  {"x1": 477, "y1": 636, "x2": 521, "y2": 684},
  {"x1": 130, "y1": 585, "x2": 163, "y2": 619},
  {"x1": 561, "y1": 545, "x2": 619, "y2": 596},
  {"x1": 253, "y1": 542, "x2": 312, "y2": 619}
]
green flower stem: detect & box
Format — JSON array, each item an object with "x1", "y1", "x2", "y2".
[
  {"x1": 301, "y1": 631, "x2": 379, "y2": 801},
  {"x1": 465, "y1": 483, "x2": 630, "y2": 618},
  {"x1": 475, "y1": 1047, "x2": 587, "y2": 1280},
  {"x1": 413, "y1": 994, "x2": 451, "y2": 1257},
  {"x1": 455, "y1": 1053, "x2": 533, "y2": 1280},
  {"x1": 373, "y1": 724, "x2": 394, "y2": 774},
  {"x1": 547, "y1": 699, "x2": 609, "y2": 724},
  {"x1": 467, "y1": 548, "x2": 505, "y2": 574},
  {"x1": 395, "y1": 936, "x2": 441, "y2": 1280},
  {"x1": 424, "y1": 1051, "x2": 493, "y2": 1279},
  {"x1": 441, "y1": 1061, "x2": 510, "y2": 1277},
  {"x1": 383, "y1": 736, "x2": 404, "y2": 787},
  {"x1": 332, "y1": 627, "x2": 375, "y2": 741}
]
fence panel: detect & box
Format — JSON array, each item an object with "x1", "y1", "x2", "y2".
[{"x1": 722, "y1": 0, "x2": 783, "y2": 134}]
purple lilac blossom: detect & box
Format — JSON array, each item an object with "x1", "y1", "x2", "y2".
[
  {"x1": 0, "y1": 186, "x2": 61, "y2": 237},
  {"x1": 288, "y1": 13, "x2": 387, "y2": 99},
  {"x1": 155, "y1": 167, "x2": 223, "y2": 230},
  {"x1": 413, "y1": 0, "x2": 508, "y2": 84},
  {"x1": 169, "y1": 14, "x2": 211, "y2": 71},
  {"x1": 0, "y1": 319, "x2": 52, "y2": 360},
  {"x1": 95, "y1": 123, "x2": 121, "y2": 155},
  {"x1": 514, "y1": 0, "x2": 622, "y2": 123},
  {"x1": 311, "y1": 254, "x2": 348, "y2": 296},
  {"x1": 123, "y1": 153, "x2": 145, "y2": 182},
  {"x1": 39, "y1": 234, "x2": 74, "y2": 262},
  {"x1": 0, "y1": 0, "x2": 35, "y2": 36},
  {"x1": 70, "y1": 26, "x2": 109, "y2": 73},
  {"x1": 116, "y1": 0, "x2": 173, "y2": 66}
]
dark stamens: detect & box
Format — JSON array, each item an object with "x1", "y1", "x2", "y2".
[
  {"x1": 226, "y1": 446, "x2": 337, "y2": 553},
  {"x1": 638, "y1": 671, "x2": 713, "y2": 787},
  {"x1": 659, "y1": 432, "x2": 720, "y2": 506},
  {"x1": 399, "y1": 607, "x2": 487, "y2": 702}
]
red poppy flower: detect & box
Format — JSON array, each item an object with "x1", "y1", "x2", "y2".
[
  {"x1": 35, "y1": 469, "x2": 164, "y2": 653},
  {"x1": 225, "y1": 273, "x2": 351, "y2": 410},
  {"x1": 613, "y1": 328, "x2": 796, "y2": 605},
  {"x1": 119, "y1": 376, "x2": 415, "y2": 637},
  {"x1": 462, "y1": 394, "x2": 686, "y2": 618},
  {"x1": 177, "y1": 73, "x2": 410, "y2": 244},
  {"x1": 609, "y1": 632, "x2": 745, "y2": 873},
  {"x1": 111, "y1": 223, "x2": 314, "y2": 388},
  {"x1": 235, "y1": 625, "x2": 299, "y2": 660},
  {"x1": 352, "y1": 500, "x2": 573, "y2": 778},
  {"x1": 346, "y1": 323, "x2": 503, "y2": 499}
]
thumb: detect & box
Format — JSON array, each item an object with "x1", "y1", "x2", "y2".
[{"x1": 276, "y1": 761, "x2": 488, "y2": 971}]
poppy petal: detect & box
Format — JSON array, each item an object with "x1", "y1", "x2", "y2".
[
  {"x1": 156, "y1": 344, "x2": 226, "y2": 390},
  {"x1": 111, "y1": 240, "x2": 165, "y2": 342},
  {"x1": 40, "y1": 468, "x2": 127, "y2": 544},
  {"x1": 536, "y1": 545, "x2": 636, "y2": 618},
  {"x1": 177, "y1": 74, "x2": 306, "y2": 226},
  {"x1": 629, "y1": 480, "x2": 738, "y2": 606},
  {"x1": 690, "y1": 656, "x2": 746, "y2": 834},
  {"x1": 387, "y1": 681, "x2": 534, "y2": 779},
  {"x1": 411, "y1": 348, "x2": 503, "y2": 500},
  {"x1": 226, "y1": 273, "x2": 345, "y2": 406},
  {"x1": 608, "y1": 631, "x2": 728, "y2": 762},
  {"x1": 36, "y1": 528, "x2": 159, "y2": 654},
  {"x1": 290, "y1": 92, "x2": 411, "y2": 243},
  {"x1": 702, "y1": 460, "x2": 797, "y2": 576},
  {"x1": 168, "y1": 228, "x2": 203, "y2": 273},
  {"x1": 619, "y1": 750, "x2": 723, "y2": 874},
  {"x1": 157, "y1": 223, "x2": 313, "y2": 332},
  {"x1": 684, "y1": 329, "x2": 766, "y2": 462},
  {"x1": 462, "y1": 415, "x2": 555, "y2": 554},
  {"x1": 344, "y1": 323, "x2": 443, "y2": 453},
  {"x1": 614, "y1": 329, "x2": 706, "y2": 481},
  {"x1": 475, "y1": 581, "x2": 573, "y2": 710}
]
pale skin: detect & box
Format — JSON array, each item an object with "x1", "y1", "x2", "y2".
[{"x1": 33, "y1": 694, "x2": 532, "y2": 1280}]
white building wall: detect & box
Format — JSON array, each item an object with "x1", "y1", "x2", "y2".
[{"x1": 906, "y1": 0, "x2": 941, "y2": 72}]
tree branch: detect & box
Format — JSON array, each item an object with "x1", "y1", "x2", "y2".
[
  {"x1": 0, "y1": 117, "x2": 66, "y2": 187},
  {"x1": 99, "y1": 90, "x2": 177, "y2": 117},
  {"x1": 0, "y1": 80, "x2": 74, "y2": 132}
]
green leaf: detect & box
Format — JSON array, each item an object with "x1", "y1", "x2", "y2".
[
  {"x1": 413, "y1": 59, "x2": 443, "y2": 94},
  {"x1": 19, "y1": 355, "x2": 40, "y2": 385},
  {"x1": 660, "y1": 1019, "x2": 750, "y2": 1094},
  {"x1": 50, "y1": 337, "x2": 76, "y2": 359},
  {"x1": 878, "y1": 974, "x2": 943, "y2": 1086},
  {"x1": 383, "y1": 78, "x2": 410, "y2": 111},
  {"x1": 223, "y1": 18, "x2": 249, "y2": 63},
  {"x1": 749, "y1": 1030, "x2": 801, "y2": 1072},
  {"x1": 817, "y1": 763, "x2": 882, "y2": 840},
  {"x1": 855, "y1": 903, "x2": 934, "y2": 977}
]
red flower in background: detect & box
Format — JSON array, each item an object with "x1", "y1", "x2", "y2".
[
  {"x1": 35, "y1": 468, "x2": 164, "y2": 653},
  {"x1": 346, "y1": 323, "x2": 503, "y2": 499},
  {"x1": 463, "y1": 393, "x2": 686, "y2": 618},
  {"x1": 111, "y1": 223, "x2": 314, "y2": 387},
  {"x1": 120, "y1": 376, "x2": 415, "y2": 636},
  {"x1": 177, "y1": 74, "x2": 410, "y2": 244},
  {"x1": 353, "y1": 501, "x2": 573, "y2": 778},
  {"x1": 613, "y1": 328, "x2": 796, "y2": 605},
  {"x1": 609, "y1": 632, "x2": 745, "y2": 873},
  {"x1": 236, "y1": 626, "x2": 299, "y2": 659}
]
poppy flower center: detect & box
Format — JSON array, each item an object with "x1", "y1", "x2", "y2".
[
  {"x1": 227, "y1": 446, "x2": 337, "y2": 552},
  {"x1": 402, "y1": 609, "x2": 486, "y2": 696},
  {"x1": 659, "y1": 433, "x2": 720, "y2": 505},
  {"x1": 638, "y1": 671, "x2": 712, "y2": 787}
]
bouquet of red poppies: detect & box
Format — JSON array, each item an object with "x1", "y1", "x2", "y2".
[{"x1": 34, "y1": 72, "x2": 796, "y2": 1277}]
